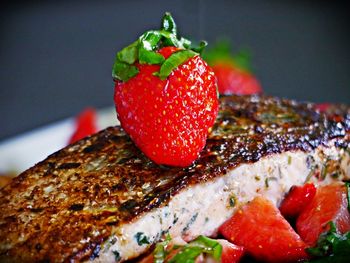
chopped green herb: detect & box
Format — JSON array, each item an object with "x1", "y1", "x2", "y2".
[
  {"x1": 168, "y1": 236, "x2": 222, "y2": 263},
  {"x1": 265, "y1": 177, "x2": 278, "y2": 188},
  {"x1": 254, "y1": 175, "x2": 261, "y2": 181},
  {"x1": 155, "y1": 50, "x2": 197, "y2": 80},
  {"x1": 112, "y1": 61, "x2": 139, "y2": 82},
  {"x1": 153, "y1": 234, "x2": 171, "y2": 263},
  {"x1": 307, "y1": 222, "x2": 350, "y2": 262},
  {"x1": 135, "y1": 232, "x2": 150, "y2": 246},
  {"x1": 161, "y1": 12, "x2": 177, "y2": 35},
  {"x1": 229, "y1": 195, "x2": 236, "y2": 207},
  {"x1": 117, "y1": 41, "x2": 138, "y2": 64},
  {"x1": 182, "y1": 213, "x2": 198, "y2": 233},
  {"x1": 112, "y1": 250, "x2": 121, "y2": 261},
  {"x1": 112, "y1": 12, "x2": 206, "y2": 82},
  {"x1": 264, "y1": 177, "x2": 271, "y2": 188},
  {"x1": 288, "y1": 156, "x2": 292, "y2": 165}
]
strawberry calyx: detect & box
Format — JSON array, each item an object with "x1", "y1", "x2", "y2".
[{"x1": 112, "y1": 12, "x2": 207, "y2": 82}]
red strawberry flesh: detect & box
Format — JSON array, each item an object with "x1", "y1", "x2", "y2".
[{"x1": 114, "y1": 47, "x2": 218, "y2": 167}]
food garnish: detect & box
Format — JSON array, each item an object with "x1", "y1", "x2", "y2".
[
  {"x1": 203, "y1": 40, "x2": 262, "y2": 95},
  {"x1": 219, "y1": 196, "x2": 309, "y2": 262},
  {"x1": 68, "y1": 107, "x2": 97, "y2": 144},
  {"x1": 279, "y1": 183, "x2": 317, "y2": 219},
  {"x1": 296, "y1": 183, "x2": 350, "y2": 246},
  {"x1": 112, "y1": 13, "x2": 219, "y2": 167}
]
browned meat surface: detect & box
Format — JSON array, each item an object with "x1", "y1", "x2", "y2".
[{"x1": 0, "y1": 95, "x2": 349, "y2": 262}]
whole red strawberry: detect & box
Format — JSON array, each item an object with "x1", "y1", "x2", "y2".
[
  {"x1": 112, "y1": 13, "x2": 219, "y2": 167},
  {"x1": 203, "y1": 41, "x2": 262, "y2": 95}
]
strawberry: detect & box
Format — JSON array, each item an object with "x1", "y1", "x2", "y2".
[
  {"x1": 315, "y1": 103, "x2": 331, "y2": 112},
  {"x1": 296, "y1": 183, "x2": 350, "y2": 246},
  {"x1": 279, "y1": 183, "x2": 317, "y2": 219},
  {"x1": 203, "y1": 41, "x2": 262, "y2": 95},
  {"x1": 112, "y1": 13, "x2": 218, "y2": 167},
  {"x1": 68, "y1": 108, "x2": 97, "y2": 144},
  {"x1": 217, "y1": 239, "x2": 245, "y2": 263},
  {"x1": 219, "y1": 196, "x2": 309, "y2": 262}
]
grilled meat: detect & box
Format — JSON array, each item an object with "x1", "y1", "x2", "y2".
[{"x1": 0, "y1": 95, "x2": 349, "y2": 262}]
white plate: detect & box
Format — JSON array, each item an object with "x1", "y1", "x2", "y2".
[{"x1": 0, "y1": 107, "x2": 118, "y2": 174}]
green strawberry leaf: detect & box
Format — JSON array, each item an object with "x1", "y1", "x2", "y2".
[{"x1": 155, "y1": 50, "x2": 197, "y2": 80}]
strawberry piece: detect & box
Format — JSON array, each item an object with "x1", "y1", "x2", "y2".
[
  {"x1": 217, "y1": 239, "x2": 245, "y2": 263},
  {"x1": 203, "y1": 41, "x2": 262, "y2": 95},
  {"x1": 114, "y1": 46, "x2": 218, "y2": 167},
  {"x1": 315, "y1": 103, "x2": 331, "y2": 112},
  {"x1": 219, "y1": 196, "x2": 309, "y2": 262},
  {"x1": 296, "y1": 183, "x2": 350, "y2": 246},
  {"x1": 212, "y1": 62, "x2": 262, "y2": 95},
  {"x1": 68, "y1": 108, "x2": 97, "y2": 144},
  {"x1": 279, "y1": 183, "x2": 317, "y2": 219}
]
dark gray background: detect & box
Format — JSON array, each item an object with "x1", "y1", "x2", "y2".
[{"x1": 1, "y1": 0, "x2": 349, "y2": 141}]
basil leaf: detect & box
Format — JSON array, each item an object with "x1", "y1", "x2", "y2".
[
  {"x1": 307, "y1": 222, "x2": 350, "y2": 262},
  {"x1": 156, "y1": 50, "x2": 197, "y2": 80},
  {"x1": 153, "y1": 234, "x2": 171, "y2": 263},
  {"x1": 190, "y1": 41, "x2": 208, "y2": 55},
  {"x1": 138, "y1": 31, "x2": 165, "y2": 64},
  {"x1": 161, "y1": 12, "x2": 177, "y2": 34},
  {"x1": 117, "y1": 41, "x2": 138, "y2": 64},
  {"x1": 168, "y1": 236, "x2": 222, "y2": 263},
  {"x1": 134, "y1": 232, "x2": 150, "y2": 246},
  {"x1": 179, "y1": 37, "x2": 191, "y2": 49},
  {"x1": 112, "y1": 61, "x2": 139, "y2": 82},
  {"x1": 139, "y1": 31, "x2": 162, "y2": 51},
  {"x1": 168, "y1": 247, "x2": 203, "y2": 263},
  {"x1": 187, "y1": 236, "x2": 222, "y2": 260},
  {"x1": 139, "y1": 48, "x2": 165, "y2": 65}
]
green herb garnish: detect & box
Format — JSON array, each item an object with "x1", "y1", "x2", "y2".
[
  {"x1": 307, "y1": 222, "x2": 350, "y2": 262},
  {"x1": 168, "y1": 236, "x2": 222, "y2": 263},
  {"x1": 112, "y1": 12, "x2": 205, "y2": 82},
  {"x1": 153, "y1": 234, "x2": 171, "y2": 263},
  {"x1": 155, "y1": 50, "x2": 197, "y2": 80},
  {"x1": 112, "y1": 250, "x2": 121, "y2": 261},
  {"x1": 135, "y1": 232, "x2": 150, "y2": 246}
]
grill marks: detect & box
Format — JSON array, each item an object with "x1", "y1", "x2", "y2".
[{"x1": 0, "y1": 95, "x2": 348, "y2": 262}]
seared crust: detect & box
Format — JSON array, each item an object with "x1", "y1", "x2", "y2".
[{"x1": 0, "y1": 95, "x2": 348, "y2": 262}]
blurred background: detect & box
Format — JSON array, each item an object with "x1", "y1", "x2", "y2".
[{"x1": 1, "y1": 0, "x2": 349, "y2": 141}]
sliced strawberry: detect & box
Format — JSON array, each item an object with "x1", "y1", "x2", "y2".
[
  {"x1": 219, "y1": 196, "x2": 309, "y2": 262},
  {"x1": 68, "y1": 108, "x2": 97, "y2": 144},
  {"x1": 217, "y1": 239, "x2": 245, "y2": 263},
  {"x1": 296, "y1": 183, "x2": 350, "y2": 246},
  {"x1": 279, "y1": 183, "x2": 317, "y2": 219}
]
